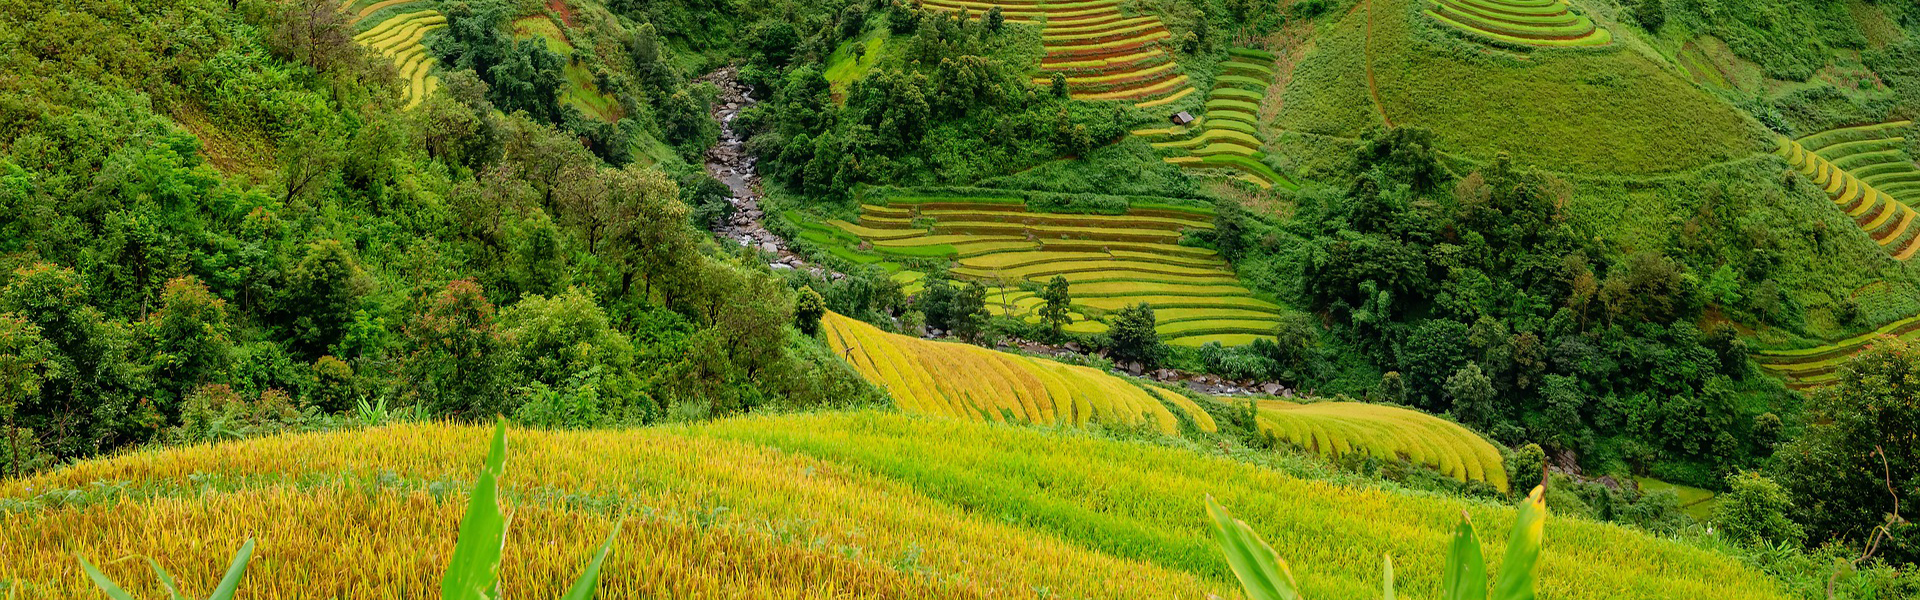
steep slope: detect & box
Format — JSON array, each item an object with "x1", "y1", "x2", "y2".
[
  {"x1": 1277, "y1": 0, "x2": 1761, "y2": 174},
  {"x1": 0, "y1": 415, "x2": 1790, "y2": 599}
]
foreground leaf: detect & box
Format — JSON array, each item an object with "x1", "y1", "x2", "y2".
[
  {"x1": 1205, "y1": 495, "x2": 1300, "y2": 600},
  {"x1": 206, "y1": 539, "x2": 255, "y2": 600},
  {"x1": 442, "y1": 418, "x2": 511, "y2": 600},
  {"x1": 1491, "y1": 486, "x2": 1548, "y2": 600},
  {"x1": 1441, "y1": 513, "x2": 1486, "y2": 600},
  {"x1": 74, "y1": 554, "x2": 137, "y2": 600},
  {"x1": 561, "y1": 521, "x2": 625, "y2": 600}
]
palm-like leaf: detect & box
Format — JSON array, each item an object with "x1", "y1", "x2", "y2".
[
  {"x1": 1491, "y1": 486, "x2": 1547, "y2": 600},
  {"x1": 1205, "y1": 495, "x2": 1300, "y2": 600},
  {"x1": 1441, "y1": 514, "x2": 1487, "y2": 600},
  {"x1": 560, "y1": 521, "x2": 624, "y2": 600},
  {"x1": 443, "y1": 418, "x2": 511, "y2": 600}
]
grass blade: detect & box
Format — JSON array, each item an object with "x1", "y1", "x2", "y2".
[
  {"x1": 442, "y1": 418, "x2": 511, "y2": 600},
  {"x1": 560, "y1": 521, "x2": 624, "y2": 600},
  {"x1": 144, "y1": 558, "x2": 186, "y2": 600},
  {"x1": 1441, "y1": 512, "x2": 1486, "y2": 600},
  {"x1": 1205, "y1": 495, "x2": 1300, "y2": 600},
  {"x1": 1491, "y1": 486, "x2": 1548, "y2": 600},
  {"x1": 74, "y1": 554, "x2": 138, "y2": 600},
  {"x1": 1383, "y1": 553, "x2": 1394, "y2": 600}
]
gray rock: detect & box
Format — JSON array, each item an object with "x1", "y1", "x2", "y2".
[
  {"x1": 1261, "y1": 383, "x2": 1283, "y2": 395},
  {"x1": 761, "y1": 242, "x2": 779, "y2": 253},
  {"x1": 769, "y1": 263, "x2": 793, "y2": 270}
]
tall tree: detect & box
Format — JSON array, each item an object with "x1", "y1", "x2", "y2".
[
  {"x1": 1773, "y1": 340, "x2": 1920, "y2": 561},
  {"x1": 284, "y1": 240, "x2": 371, "y2": 359},
  {"x1": 1108, "y1": 303, "x2": 1164, "y2": 368},
  {"x1": 1040, "y1": 275, "x2": 1072, "y2": 336}
]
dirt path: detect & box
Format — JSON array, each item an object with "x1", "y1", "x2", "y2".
[{"x1": 1364, "y1": 0, "x2": 1395, "y2": 128}]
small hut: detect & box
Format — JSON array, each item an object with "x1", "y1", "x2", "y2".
[{"x1": 1170, "y1": 111, "x2": 1195, "y2": 126}]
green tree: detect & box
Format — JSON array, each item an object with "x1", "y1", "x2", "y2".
[
  {"x1": 1773, "y1": 340, "x2": 1920, "y2": 555},
  {"x1": 1634, "y1": 0, "x2": 1664, "y2": 31},
  {"x1": 985, "y1": 7, "x2": 1004, "y2": 32},
  {"x1": 140, "y1": 276, "x2": 234, "y2": 405},
  {"x1": 285, "y1": 240, "x2": 371, "y2": 359},
  {"x1": 1445, "y1": 362, "x2": 1497, "y2": 428},
  {"x1": 0, "y1": 313, "x2": 56, "y2": 476},
  {"x1": 1051, "y1": 72, "x2": 1067, "y2": 98},
  {"x1": 499, "y1": 287, "x2": 639, "y2": 409},
  {"x1": 406, "y1": 279, "x2": 505, "y2": 416},
  {"x1": 1108, "y1": 303, "x2": 1164, "y2": 368},
  {"x1": 795, "y1": 285, "x2": 827, "y2": 336},
  {"x1": 948, "y1": 282, "x2": 989, "y2": 343},
  {"x1": 1040, "y1": 275, "x2": 1072, "y2": 336},
  {"x1": 1715, "y1": 471, "x2": 1805, "y2": 547},
  {"x1": 488, "y1": 40, "x2": 565, "y2": 123},
  {"x1": 1, "y1": 263, "x2": 148, "y2": 459}
]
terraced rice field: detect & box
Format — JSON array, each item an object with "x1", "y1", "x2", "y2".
[
  {"x1": 1776, "y1": 121, "x2": 1920, "y2": 261},
  {"x1": 1424, "y1": 0, "x2": 1613, "y2": 47},
  {"x1": 1753, "y1": 313, "x2": 1920, "y2": 389},
  {"x1": 0, "y1": 414, "x2": 1787, "y2": 599},
  {"x1": 349, "y1": 3, "x2": 444, "y2": 109},
  {"x1": 808, "y1": 195, "x2": 1285, "y2": 346},
  {"x1": 1135, "y1": 48, "x2": 1295, "y2": 190},
  {"x1": 823, "y1": 312, "x2": 1205, "y2": 433},
  {"x1": 824, "y1": 311, "x2": 1509, "y2": 490},
  {"x1": 1253, "y1": 399, "x2": 1509, "y2": 491},
  {"x1": 920, "y1": 0, "x2": 1194, "y2": 106}
]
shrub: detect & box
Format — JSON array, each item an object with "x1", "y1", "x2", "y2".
[{"x1": 1716, "y1": 471, "x2": 1805, "y2": 547}]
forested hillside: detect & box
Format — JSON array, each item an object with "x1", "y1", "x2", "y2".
[{"x1": 3, "y1": 0, "x2": 1920, "y2": 596}]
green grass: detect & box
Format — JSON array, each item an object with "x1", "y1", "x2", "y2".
[
  {"x1": 1278, "y1": 0, "x2": 1761, "y2": 174},
  {"x1": 1635, "y1": 477, "x2": 1722, "y2": 522},
  {"x1": 824, "y1": 32, "x2": 886, "y2": 99}
]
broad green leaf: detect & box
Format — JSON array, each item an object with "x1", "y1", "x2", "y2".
[
  {"x1": 74, "y1": 553, "x2": 137, "y2": 600},
  {"x1": 1205, "y1": 495, "x2": 1300, "y2": 600},
  {"x1": 560, "y1": 521, "x2": 624, "y2": 600},
  {"x1": 144, "y1": 558, "x2": 186, "y2": 600},
  {"x1": 1382, "y1": 554, "x2": 1394, "y2": 600},
  {"x1": 442, "y1": 418, "x2": 511, "y2": 600},
  {"x1": 1491, "y1": 486, "x2": 1548, "y2": 600},
  {"x1": 1441, "y1": 512, "x2": 1486, "y2": 600},
  {"x1": 207, "y1": 539, "x2": 255, "y2": 600}
]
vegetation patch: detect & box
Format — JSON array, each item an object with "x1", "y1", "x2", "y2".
[{"x1": 353, "y1": 10, "x2": 446, "y2": 109}]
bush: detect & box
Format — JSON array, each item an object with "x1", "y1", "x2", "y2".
[{"x1": 1715, "y1": 471, "x2": 1805, "y2": 547}]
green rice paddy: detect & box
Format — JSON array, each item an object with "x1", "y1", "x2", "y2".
[{"x1": 784, "y1": 195, "x2": 1282, "y2": 346}]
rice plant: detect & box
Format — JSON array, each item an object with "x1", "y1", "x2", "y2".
[
  {"x1": 1208, "y1": 485, "x2": 1548, "y2": 599},
  {"x1": 68, "y1": 420, "x2": 621, "y2": 599}
]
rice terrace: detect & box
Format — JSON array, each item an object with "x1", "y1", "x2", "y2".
[{"x1": 2, "y1": 0, "x2": 1918, "y2": 597}]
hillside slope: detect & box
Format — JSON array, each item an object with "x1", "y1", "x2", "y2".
[
  {"x1": 1278, "y1": 0, "x2": 1762, "y2": 174},
  {"x1": 0, "y1": 415, "x2": 1789, "y2": 599}
]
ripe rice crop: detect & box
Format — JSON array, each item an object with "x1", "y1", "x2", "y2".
[
  {"x1": 793, "y1": 195, "x2": 1280, "y2": 345},
  {"x1": 927, "y1": 0, "x2": 1193, "y2": 105},
  {"x1": 701, "y1": 412, "x2": 1789, "y2": 599},
  {"x1": 1253, "y1": 399, "x2": 1507, "y2": 489},
  {"x1": 823, "y1": 312, "x2": 1181, "y2": 432},
  {"x1": 0, "y1": 419, "x2": 1228, "y2": 599},
  {"x1": 354, "y1": 11, "x2": 447, "y2": 109}
]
